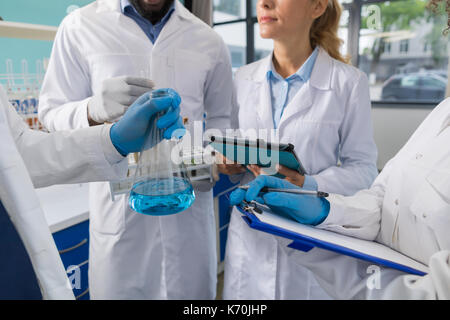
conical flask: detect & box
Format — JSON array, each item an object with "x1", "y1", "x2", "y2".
[{"x1": 129, "y1": 90, "x2": 195, "y2": 216}]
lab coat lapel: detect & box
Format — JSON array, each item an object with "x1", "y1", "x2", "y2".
[
  {"x1": 154, "y1": 13, "x2": 181, "y2": 49},
  {"x1": 277, "y1": 83, "x2": 313, "y2": 132},
  {"x1": 97, "y1": 0, "x2": 154, "y2": 51},
  {"x1": 244, "y1": 54, "x2": 274, "y2": 130},
  {"x1": 439, "y1": 112, "x2": 450, "y2": 134},
  {"x1": 116, "y1": 13, "x2": 155, "y2": 49},
  {"x1": 154, "y1": 1, "x2": 193, "y2": 50},
  {"x1": 277, "y1": 47, "x2": 333, "y2": 133},
  {"x1": 257, "y1": 80, "x2": 275, "y2": 131}
]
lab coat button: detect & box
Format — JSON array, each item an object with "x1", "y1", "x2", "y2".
[
  {"x1": 395, "y1": 199, "x2": 399, "y2": 205},
  {"x1": 416, "y1": 153, "x2": 423, "y2": 160},
  {"x1": 422, "y1": 213, "x2": 427, "y2": 218}
]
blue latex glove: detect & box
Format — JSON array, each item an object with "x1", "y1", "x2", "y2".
[
  {"x1": 230, "y1": 175, "x2": 330, "y2": 226},
  {"x1": 110, "y1": 88, "x2": 185, "y2": 156}
]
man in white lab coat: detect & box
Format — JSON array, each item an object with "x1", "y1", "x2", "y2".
[
  {"x1": 38, "y1": 0, "x2": 233, "y2": 299},
  {"x1": 231, "y1": 98, "x2": 450, "y2": 299},
  {"x1": 0, "y1": 85, "x2": 183, "y2": 299}
]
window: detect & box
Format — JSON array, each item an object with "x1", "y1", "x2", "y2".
[
  {"x1": 213, "y1": 0, "x2": 248, "y2": 71},
  {"x1": 231, "y1": 50, "x2": 245, "y2": 68},
  {"x1": 381, "y1": 40, "x2": 391, "y2": 54},
  {"x1": 401, "y1": 75, "x2": 419, "y2": 87},
  {"x1": 399, "y1": 39, "x2": 409, "y2": 53},
  {"x1": 213, "y1": 0, "x2": 448, "y2": 103},
  {"x1": 357, "y1": 0, "x2": 448, "y2": 103},
  {"x1": 213, "y1": 21, "x2": 247, "y2": 71},
  {"x1": 254, "y1": 22, "x2": 273, "y2": 61},
  {"x1": 213, "y1": 0, "x2": 246, "y2": 20},
  {"x1": 420, "y1": 76, "x2": 446, "y2": 88}
]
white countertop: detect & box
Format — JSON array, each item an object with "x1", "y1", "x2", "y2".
[{"x1": 35, "y1": 183, "x2": 90, "y2": 233}]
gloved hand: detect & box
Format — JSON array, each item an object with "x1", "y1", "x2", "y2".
[
  {"x1": 230, "y1": 175, "x2": 330, "y2": 226},
  {"x1": 88, "y1": 76, "x2": 155, "y2": 123},
  {"x1": 110, "y1": 88, "x2": 185, "y2": 156}
]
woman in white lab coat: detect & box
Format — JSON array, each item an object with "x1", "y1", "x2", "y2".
[
  {"x1": 220, "y1": 0, "x2": 378, "y2": 299},
  {"x1": 232, "y1": 97, "x2": 450, "y2": 299},
  {"x1": 0, "y1": 85, "x2": 183, "y2": 299}
]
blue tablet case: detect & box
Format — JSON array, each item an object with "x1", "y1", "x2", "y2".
[
  {"x1": 237, "y1": 206, "x2": 428, "y2": 276},
  {"x1": 209, "y1": 137, "x2": 306, "y2": 179}
]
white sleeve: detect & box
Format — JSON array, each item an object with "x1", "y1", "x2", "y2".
[
  {"x1": 312, "y1": 72, "x2": 378, "y2": 196},
  {"x1": 4, "y1": 95, "x2": 127, "y2": 188},
  {"x1": 315, "y1": 155, "x2": 398, "y2": 240},
  {"x1": 38, "y1": 14, "x2": 92, "y2": 131},
  {"x1": 294, "y1": 249, "x2": 450, "y2": 300},
  {"x1": 203, "y1": 37, "x2": 233, "y2": 133}
]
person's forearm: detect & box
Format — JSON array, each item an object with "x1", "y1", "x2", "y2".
[
  {"x1": 39, "y1": 97, "x2": 92, "y2": 131},
  {"x1": 16, "y1": 125, "x2": 126, "y2": 188},
  {"x1": 316, "y1": 188, "x2": 382, "y2": 241}
]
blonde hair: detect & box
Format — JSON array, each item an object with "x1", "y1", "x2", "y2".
[{"x1": 310, "y1": 0, "x2": 350, "y2": 64}]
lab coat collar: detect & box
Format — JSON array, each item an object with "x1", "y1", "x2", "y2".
[
  {"x1": 249, "y1": 46, "x2": 333, "y2": 91},
  {"x1": 98, "y1": 0, "x2": 194, "y2": 50},
  {"x1": 440, "y1": 109, "x2": 450, "y2": 134},
  {"x1": 251, "y1": 53, "x2": 274, "y2": 83},
  {"x1": 266, "y1": 46, "x2": 319, "y2": 83},
  {"x1": 97, "y1": 0, "x2": 194, "y2": 22},
  {"x1": 174, "y1": 0, "x2": 198, "y2": 22},
  {"x1": 435, "y1": 98, "x2": 450, "y2": 135},
  {"x1": 97, "y1": 0, "x2": 121, "y2": 13},
  {"x1": 309, "y1": 47, "x2": 333, "y2": 90}
]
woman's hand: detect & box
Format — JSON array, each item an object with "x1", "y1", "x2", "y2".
[
  {"x1": 229, "y1": 175, "x2": 330, "y2": 226},
  {"x1": 247, "y1": 164, "x2": 305, "y2": 187},
  {"x1": 276, "y1": 165, "x2": 305, "y2": 187},
  {"x1": 216, "y1": 153, "x2": 247, "y2": 175}
]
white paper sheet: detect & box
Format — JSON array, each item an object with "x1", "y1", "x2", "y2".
[{"x1": 251, "y1": 208, "x2": 429, "y2": 274}]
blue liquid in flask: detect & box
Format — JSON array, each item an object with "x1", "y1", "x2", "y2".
[{"x1": 129, "y1": 177, "x2": 195, "y2": 216}]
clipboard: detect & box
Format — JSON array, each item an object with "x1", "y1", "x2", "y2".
[
  {"x1": 209, "y1": 135, "x2": 306, "y2": 179},
  {"x1": 237, "y1": 204, "x2": 429, "y2": 276}
]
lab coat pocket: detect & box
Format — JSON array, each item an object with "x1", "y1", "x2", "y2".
[
  {"x1": 292, "y1": 119, "x2": 340, "y2": 170},
  {"x1": 173, "y1": 50, "x2": 208, "y2": 100},
  {"x1": 410, "y1": 170, "x2": 450, "y2": 251},
  {"x1": 89, "y1": 54, "x2": 153, "y2": 95},
  {"x1": 426, "y1": 168, "x2": 450, "y2": 203},
  {"x1": 425, "y1": 169, "x2": 450, "y2": 250}
]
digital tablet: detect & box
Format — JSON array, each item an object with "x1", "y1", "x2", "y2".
[{"x1": 209, "y1": 135, "x2": 306, "y2": 178}]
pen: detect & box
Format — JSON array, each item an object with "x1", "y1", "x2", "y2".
[{"x1": 238, "y1": 185, "x2": 329, "y2": 198}]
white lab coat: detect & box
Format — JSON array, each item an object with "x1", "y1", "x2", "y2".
[
  {"x1": 295, "y1": 98, "x2": 450, "y2": 299},
  {"x1": 0, "y1": 86, "x2": 127, "y2": 300},
  {"x1": 38, "y1": 0, "x2": 233, "y2": 299},
  {"x1": 223, "y1": 48, "x2": 379, "y2": 299}
]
